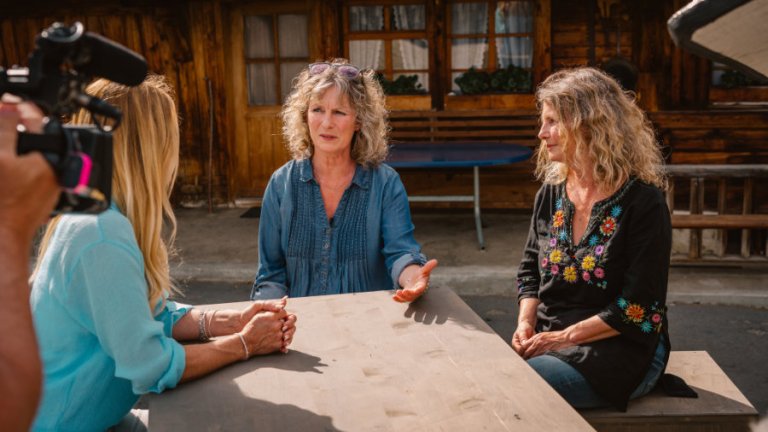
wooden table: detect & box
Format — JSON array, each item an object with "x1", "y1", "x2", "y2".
[{"x1": 148, "y1": 288, "x2": 594, "y2": 431}]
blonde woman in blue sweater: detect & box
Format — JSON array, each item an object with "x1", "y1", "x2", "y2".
[{"x1": 30, "y1": 76, "x2": 297, "y2": 431}]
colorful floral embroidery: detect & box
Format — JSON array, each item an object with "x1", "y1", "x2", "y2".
[
  {"x1": 517, "y1": 276, "x2": 537, "y2": 293},
  {"x1": 563, "y1": 266, "x2": 578, "y2": 283},
  {"x1": 541, "y1": 183, "x2": 631, "y2": 288},
  {"x1": 625, "y1": 304, "x2": 645, "y2": 322},
  {"x1": 549, "y1": 249, "x2": 563, "y2": 264},
  {"x1": 617, "y1": 297, "x2": 665, "y2": 333},
  {"x1": 553, "y1": 210, "x2": 565, "y2": 228},
  {"x1": 582, "y1": 255, "x2": 596, "y2": 271},
  {"x1": 600, "y1": 216, "x2": 617, "y2": 236}
]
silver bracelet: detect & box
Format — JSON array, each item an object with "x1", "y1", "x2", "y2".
[
  {"x1": 206, "y1": 310, "x2": 216, "y2": 339},
  {"x1": 198, "y1": 310, "x2": 210, "y2": 342},
  {"x1": 236, "y1": 332, "x2": 249, "y2": 361}
]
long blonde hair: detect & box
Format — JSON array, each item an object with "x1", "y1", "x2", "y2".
[
  {"x1": 534, "y1": 67, "x2": 666, "y2": 191},
  {"x1": 34, "y1": 75, "x2": 180, "y2": 309},
  {"x1": 281, "y1": 58, "x2": 389, "y2": 167}
]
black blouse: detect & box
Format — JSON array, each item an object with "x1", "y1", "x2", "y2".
[{"x1": 517, "y1": 178, "x2": 672, "y2": 411}]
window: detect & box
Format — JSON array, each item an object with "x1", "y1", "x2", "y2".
[
  {"x1": 448, "y1": 1, "x2": 533, "y2": 92},
  {"x1": 344, "y1": 3, "x2": 430, "y2": 91},
  {"x1": 244, "y1": 14, "x2": 309, "y2": 105}
]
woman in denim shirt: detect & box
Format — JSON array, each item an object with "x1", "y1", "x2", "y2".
[{"x1": 252, "y1": 59, "x2": 437, "y2": 303}]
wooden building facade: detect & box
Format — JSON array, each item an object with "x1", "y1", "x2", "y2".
[{"x1": 2, "y1": 0, "x2": 767, "y2": 212}]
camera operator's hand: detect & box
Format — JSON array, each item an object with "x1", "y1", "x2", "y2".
[
  {"x1": 0, "y1": 99, "x2": 59, "y2": 243},
  {"x1": 0, "y1": 98, "x2": 59, "y2": 432}
]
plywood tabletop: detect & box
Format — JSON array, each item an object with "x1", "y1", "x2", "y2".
[{"x1": 148, "y1": 287, "x2": 595, "y2": 431}]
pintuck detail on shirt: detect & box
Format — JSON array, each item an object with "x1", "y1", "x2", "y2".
[{"x1": 253, "y1": 159, "x2": 426, "y2": 299}]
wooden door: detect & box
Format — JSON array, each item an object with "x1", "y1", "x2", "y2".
[{"x1": 225, "y1": 2, "x2": 318, "y2": 202}]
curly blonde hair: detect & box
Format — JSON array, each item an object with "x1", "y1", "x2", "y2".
[
  {"x1": 34, "y1": 75, "x2": 180, "y2": 310},
  {"x1": 534, "y1": 67, "x2": 666, "y2": 191},
  {"x1": 281, "y1": 59, "x2": 389, "y2": 167}
]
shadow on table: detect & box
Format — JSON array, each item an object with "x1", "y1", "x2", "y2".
[
  {"x1": 402, "y1": 286, "x2": 496, "y2": 335},
  {"x1": 151, "y1": 377, "x2": 345, "y2": 431},
  {"x1": 208, "y1": 350, "x2": 329, "y2": 381}
]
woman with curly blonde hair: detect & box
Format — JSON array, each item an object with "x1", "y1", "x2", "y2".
[
  {"x1": 513, "y1": 67, "x2": 672, "y2": 411},
  {"x1": 252, "y1": 59, "x2": 436, "y2": 302},
  {"x1": 31, "y1": 75, "x2": 296, "y2": 431}
]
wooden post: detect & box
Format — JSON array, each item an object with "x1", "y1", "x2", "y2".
[
  {"x1": 717, "y1": 178, "x2": 727, "y2": 257},
  {"x1": 741, "y1": 178, "x2": 753, "y2": 258},
  {"x1": 688, "y1": 177, "x2": 702, "y2": 259},
  {"x1": 666, "y1": 179, "x2": 675, "y2": 215}
]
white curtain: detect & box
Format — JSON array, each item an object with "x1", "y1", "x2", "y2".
[
  {"x1": 348, "y1": 6, "x2": 384, "y2": 69},
  {"x1": 244, "y1": 16, "x2": 275, "y2": 105},
  {"x1": 393, "y1": 5, "x2": 429, "y2": 89},
  {"x1": 278, "y1": 15, "x2": 308, "y2": 58},
  {"x1": 244, "y1": 16, "x2": 273, "y2": 58},
  {"x1": 451, "y1": 2, "x2": 489, "y2": 72},
  {"x1": 495, "y1": 1, "x2": 533, "y2": 68}
]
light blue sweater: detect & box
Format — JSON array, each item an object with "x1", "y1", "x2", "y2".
[{"x1": 30, "y1": 205, "x2": 188, "y2": 432}]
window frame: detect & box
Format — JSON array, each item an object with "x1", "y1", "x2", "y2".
[
  {"x1": 243, "y1": 12, "x2": 311, "y2": 106},
  {"x1": 342, "y1": 1, "x2": 431, "y2": 88},
  {"x1": 340, "y1": 0, "x2": 550, "y2": 109},
  {"x1": 445, "y1": 0, "x2": 535, "y2": 93}
]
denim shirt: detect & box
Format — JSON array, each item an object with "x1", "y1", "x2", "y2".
[{"x1": 252, "y1": 158, "x2": 427, "y2": 299}]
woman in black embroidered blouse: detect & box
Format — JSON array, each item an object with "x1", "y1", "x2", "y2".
[{"x1": 514, "y1": 67, "x2": 672, "y2": 411}]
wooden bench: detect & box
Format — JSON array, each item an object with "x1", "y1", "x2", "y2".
[
  {"x1": 665, "y1": 165, "x2": 768, "y2": 262},
  {"x1": 581, "y1": 351, "x2": 758, "y2": 432},
  {"x1": 389, "y1": 109, "x2": 539, "y2": 146},
  {"x1": 387, "y1": 109, "x2": 541, "y2": 211}
]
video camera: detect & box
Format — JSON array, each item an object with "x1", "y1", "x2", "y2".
[{"x1": 0, "y1": 22, "x2": 147, "y2": 214}]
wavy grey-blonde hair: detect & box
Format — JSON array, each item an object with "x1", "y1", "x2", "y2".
[
  {"x1": 281, "y1": 59, "x2": 389, "y2": 166},
  {"x1": 534, "y1": 67, "x2": 666, "y2": 191},
  {"x1": 34, "y1": 75, "x2": 180, "y2": 310}
]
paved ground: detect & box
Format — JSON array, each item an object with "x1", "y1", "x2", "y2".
[{"x1": 169, "y1": 207, "x2": 768, "y2": 417}]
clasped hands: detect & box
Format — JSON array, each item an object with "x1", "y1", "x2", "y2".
[
  {"x1": 232, "y1": 297, "x2": 297, "y2": 357},
  {"x1": 511, "y1": 322, "x2": 574, "y2": 359}
]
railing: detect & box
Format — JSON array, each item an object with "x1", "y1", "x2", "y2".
[{"x1": 665, "y1": 164, "x2": 768, "y2": 263}]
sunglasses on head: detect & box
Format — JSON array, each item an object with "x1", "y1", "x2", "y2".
[{"x1": 308, "y1": 62, "x2": 362, "y2": 79}]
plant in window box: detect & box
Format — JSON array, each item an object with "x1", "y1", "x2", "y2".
[
  {"x1": 454, "y1": 67, "x2": 491, "y2": 95},
  {"x1": 710, "y1": 69, "x2": 768, "y2": 104},
  {"x1": 377, "y1": 73, "x2": 431, "y2": 110},
  {"x1": 490, "y1": 66, "x2": 532, "y2": 93},
  {"x1": 448, "y1": 66, "x2": 534, "y2": 110},
  {"x1": 718, "y1": 69, "x2": 764, "y2": 88},
  {"x1": 454, "y1": 65, "x2": 531, "y2": 94},
  {"x1": 375, "y1": 73, "x2": 427, "y2": 95}
]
